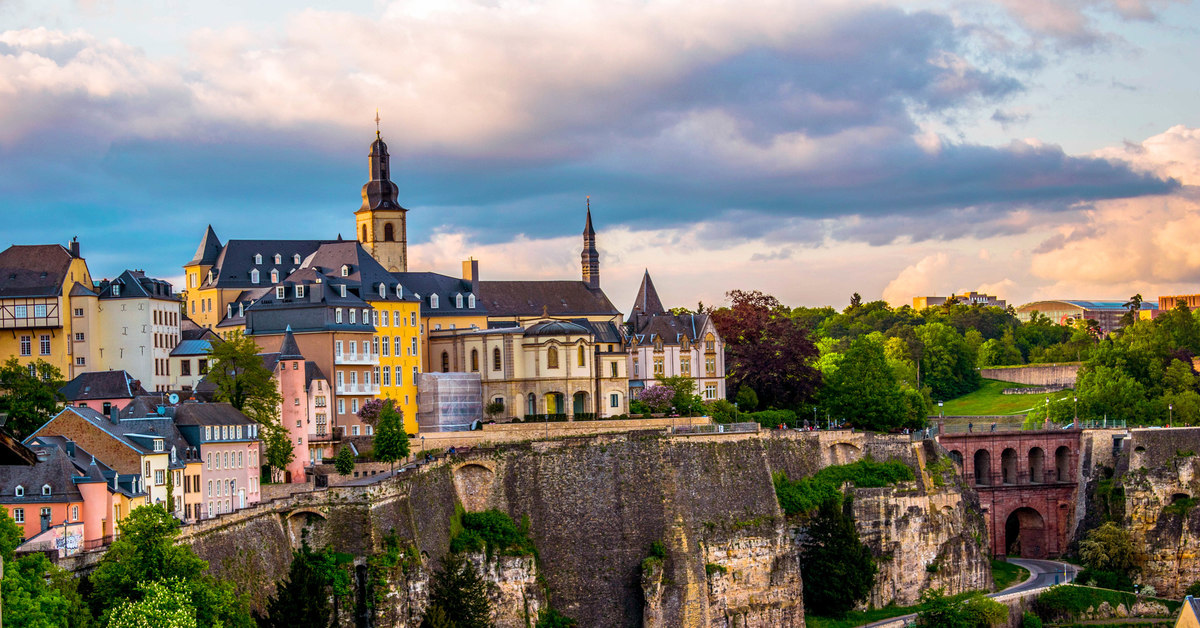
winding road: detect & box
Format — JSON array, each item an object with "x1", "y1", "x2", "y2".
[{"x1": 859, "y1": 558, "x2": 1078, "y2": 627}]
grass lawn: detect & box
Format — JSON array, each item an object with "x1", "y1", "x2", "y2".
[
  {"x1": 991, "y1": 558, "x2": 1030, "y2": 591},
  {"x1": 805, "y1": 591, "x2": 981, "y2": 628},
  {"x1": 940, "y1": 379, "x2": 1075, "y2": 417}
]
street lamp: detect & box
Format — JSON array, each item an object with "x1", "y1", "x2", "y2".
[{"x1": 1170, "y1": 403, "x2": 1174, "y2": 425}]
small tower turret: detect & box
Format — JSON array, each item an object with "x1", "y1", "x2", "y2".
[
  {"x1": 356, "y1": 113, "x2": 409, "y2": 272},
  {"x1": 581, "y1": 197, "x2": 600, "y2": 290}
]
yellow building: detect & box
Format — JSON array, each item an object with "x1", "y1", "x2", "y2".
[
  {"x1": 0, "y1": 240, "x2": 95, "y2": 379},
  {"x1": 1176, "y1": 596, "x2": 1200, "y2": 628}
]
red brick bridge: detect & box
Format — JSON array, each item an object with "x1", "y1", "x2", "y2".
[{"x1": 937, "y1": 429, "x2": 1082, "y2": 559}]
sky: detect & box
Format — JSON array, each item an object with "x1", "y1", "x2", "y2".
[{"x1": 2, "y1": 0, "x2": 1199, "y2": 312}]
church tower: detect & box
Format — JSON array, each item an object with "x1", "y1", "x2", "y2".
[
  {"x1": 581, "y1": 198, "x2": 600, "y2": 290},
  {"x1": 356, "y1": 121, "x2": 408, "y2": 272}
]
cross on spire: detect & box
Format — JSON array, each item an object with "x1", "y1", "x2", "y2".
[{"x1": 375, "y1": 109, "x2": 381, "y2": 139}]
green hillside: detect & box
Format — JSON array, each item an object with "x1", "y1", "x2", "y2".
[{"x1": 938, "y1": 379, "x2": 1074, "y2": 417}]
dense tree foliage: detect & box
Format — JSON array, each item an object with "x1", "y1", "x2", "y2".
[
  {"x1": 422, "y1": 553, "x2": 491, "y2": 628},
  {"x1": 799, "y1": 496, "x2": 876, "y2": 617},
  {"x1": 206, "y1": 333, "x2": 292, "y2": 479},
  {"x1": 334, "y1": 445, "x2": 356, "y2": 476},
  {"x1": 0, "y1": 357, "x2": 65, "y2": 437},
  {"x1": 373, "y1": 399, "x2": 410, "y2": 470},
  {"x1": 915, "y1": 588, "x2": 1007, "y2": 627},
  {"x1": 107, "y1": 578, "x2": 197, "y2": 628},
  {"x1": 1076, "y1": 522, "x2": 1142, "y2": 590},
  {"x1": 256, "y1": 542, "x2": 352, "y2": 627},
  {"x1": 820, "y1": 335, "x2": 915, "y2": 431}
]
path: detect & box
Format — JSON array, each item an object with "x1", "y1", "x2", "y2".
[{"x1": 859, "y1": 558, "x2": 1077, "y2": 628}]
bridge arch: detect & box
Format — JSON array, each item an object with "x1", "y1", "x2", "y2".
[
  {"x1": 1029, "y1": 447, "x2": 1045, "y2": 484},
  {"x1": 1001, "y1": 448, "x2": 1018, "y2": 485},
  {"x1": 285, "y1": 508, "x2": 328, "y2": 549},
  {"x1": 948, "y1": 450, "x2": 963, "y2": 466},
  {"x1": 974, "y1": 449, "x2": 991, "y2": 486},
  {"x1": 1004, "y1": 506, "x2": 1047, "y2": 558},
  {"x1": 1055, "y1": 446, "x2": 1072, "y2": 482},
  {"x1": 453, "y1": 461, "x2": 497, "y2": 512},
  {"x1": 827, "y1": 442, "x2": 862, "y2": 465}
]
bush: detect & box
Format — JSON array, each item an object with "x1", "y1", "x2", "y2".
[
  {"x1": 1076, "y1": 568, "x2": 1134, "y2": 591},
  {"x1": 705, "y1": 399, "x2": 737, "y2": 424},
  {"x1": 1032, "y1": 584, "x2": 1178, "y2": 623},
  {"x1": 448, "y1": 510, "x2": 536, "y2": 558},
  {"x1": 1021, "y1": 610, "x2": 1043, "y2": 628},
  {"x1": 535, "y1": 608, "x2": 577, "y2": 628},
  {"x1": 1186, "y1": 580, "x2": 1200, "y2": 597},
  {"x1": 915, "y1": 588, "x2": 1006, "y2": 627},
  {"x1": 747, "y1": 409, "x2": 798, "y2": 428},
  {"x1": 705, "y1": 562, "x2": 728, "y2": 576},
  {"x1": 774, "y1": 458, "x2": 915, "y2": 516},
  {"x1": 1163, "y1": 497, "x2": 1197, "y2": 517}
]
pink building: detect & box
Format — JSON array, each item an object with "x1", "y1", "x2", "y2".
[
  {"x1": 59, "y1": 370, "x2": 150, "y2": 416},
  {"x1": 172, "y1": 403, "x2": 261, "y2": 517},
  {"x1": 262, "y1": 327, "x2": 331, "y2": 482}
]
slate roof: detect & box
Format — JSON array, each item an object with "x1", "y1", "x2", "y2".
[
  {"x1": 189, "y1": 225, "x2": 223, "y2": 266},
  {"x1": 524, "y1": 320, "x2": 590, "y2": 336},
  {"x1": 0, "y1": 445, "x2": 84, "y2": 505},
  {"x1": 171, "y1": 339, "x2": 214, "y2": 357},
  {"x1": 478, "y1": 280, "x2": 619, "y2": 317},
  {"x1": 60, "y1": 371, "x2": 149, "y2": 401},
  {"x1": 199, "y1": 238, "x2": 337, "y2": 290},
  {"x1": 629, "y1": 313, "x2": 713, "y2": 346},
  {"x1": 0, "y1": 244, "x2": 74, "y2": 298},
  {"x1": 628, "y1": 270, "x2": 666, "y2": 320},
  {"x1": 96, "y1": 270, "x2": 176, "y2": 301},
  {"x1": 172, "y1": 403, "x2": 257, "y2": 429},
  {"x1": 305, "y1": 361, "x2": 328, "y2": 388},
  {"x1": 277, "y1": 327, "x2": 303, "y2": 360},
  {"x1": 180, "y1": 318, "x2": 221, "y2": 342},
  {"x1": 392, "y1": 271, "x2": 481, "y2": 316}
]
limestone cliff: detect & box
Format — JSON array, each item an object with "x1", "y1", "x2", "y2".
[{"x1": 181, "y1": 431, "x2": 990, "y2": 627}]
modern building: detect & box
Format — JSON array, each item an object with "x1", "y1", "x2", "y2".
[
  {"x1": 1159, "y1": 294, "x2": 1200, "y2": 312},
  {"x1": 913, "y1": 292, "x2": 1007, "y2": 309},
  {"x1": 1015, "y1": 300, "x2": 1158, "y2": 335},
  {"x1": 60, "y1": 370, "x2": 150, "y2": 415},
  {"x1": 0, "y1": 239, "x2": 95, "y2": 379},
  {"x1": 626, "y1": 271, "x2": 726, "y2": 402}
]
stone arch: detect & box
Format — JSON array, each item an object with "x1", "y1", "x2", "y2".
[
  {"x1": 285, "y1": 509, "x2": 328, "y2": 549},
  {"x1": 544, "y1": 391, "x2": 565, "y2": 415},
  {"x1": 1004, "y1": 507, "x2": 1047, "y2": 558},
  {"x1": 1172, "y1": 492, "x2": 1192, "y2": 503},
  {"x1": 948, "y1": 450, "x2": 963, "y2": 466},
  {"x1": 1001, "y1": 448, "x2": 1018, "y2": 485},
  {"x1": 974, "y1": 449, "x2": 992, "y2": 486},
  {"x1": 1055, "y1": 446, "x2": 1071, "y2": 482},
  {"x1": 1029, "y1": 447, "x2": 1045, "y2": 484},
  {"x1": 828, "y1": 442, "x2": 862, "y2": 465},
  {"x1": 572, "y1": 391, "x2": 588, "y2": 415},
  {"x1": 453, "y1": 462, "x2": 496, "y2": 513},
  {"x1": 383, "y1": 222, "x2": 395, "y2": 241}
]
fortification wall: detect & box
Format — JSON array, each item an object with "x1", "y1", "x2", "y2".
[{"x1": 981, "y1": 364, "x2": 1080, "y2": 387}]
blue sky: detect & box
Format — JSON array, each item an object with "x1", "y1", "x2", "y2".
[{"x1": 2, "y1": 0, "x2": 1199, "y2": 310}]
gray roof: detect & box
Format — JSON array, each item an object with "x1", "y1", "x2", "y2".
[
  {"x1": 629, "y1": 270, "x2": 666, "y2": 320},
  {"x1": 0, "y1": 244, "x2": 73, "y2": 298},
  {"x1": 96, "y1": 269, "x2": 176, "y2": 301},
  {"x1": 629, "y1": 313, "x2": 714, "y2": 346},
  {"x1": 172, "y1": 403, "x2": 256, "y2": 429},
  {"x1": 478, "y1": 280, "x2": 619, "y2": 317},
  {"x1": 391, "y1": 271, "x2": 481, "y2": 316},
  {"x1": 524, "y1": 320, "x2": 591, "y2": 337},
  {"x1": 0, "y1": 445, "x2": 84, "y2": 505},
  {"x1": 60, "y1": 370, "x2": 149, "y2": 401},
  {"x1": 170, "y1": 339, "x2": 214, "y2": 357},
  {"x1": 199, "y1": 238, "x2": 337, "y2": 290},
  {"x1": 189, "y1": 225, "x2": 223, "y2": 266}
]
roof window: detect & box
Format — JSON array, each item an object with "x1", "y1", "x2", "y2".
[
  {"x1": 276, "y1": 286, "x2": 286, "y2": 299},
  {"x1": 274, "y1": 254, "x2": 282, "y2": 264},
  {"x1": 270, "y1": 269, "x2": 279, "y2": 283},
  {"x1": 341, "y1": 265, "x2": 350, "y2": 277},
  {"x1": 455, "y1": 294, "x2": 464, "y2": 309},
  {"x1": 250, "y1": 269, "x2": 260, "y2": 284},
  {"x1": 296, "y1": 285, "x2": 305, "y2": 298},
  {"x1": 430, "y1": 294, "x2": 439, "y2": 309},
  {"x1": 339, "y1": 285, "x2": 347, "y2": 298},
  {"x1": 14, "y1": 485, "x2": 23, "y2": 497},
  {"x1": 112, "y1": 284, "x2": 120, "y2": 297},
  {"x1": 255, "y1": 254, "x2": 262, "y2": 265},
  {"x1": 42, "y1": 484, "x2": 51, "y2": 496},
  {"x1": 468, "y1": 294, "x2": 476, "y2": 309},
  {"x1": 379, "y1": 284, "x2": 386, "y2": 298},
  {"x1": 293, "y1": 254, "x2": 301, "y2": 264}
]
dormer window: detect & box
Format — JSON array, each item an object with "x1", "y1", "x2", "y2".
[
  {"x1": 430, "y1": 294, "x2": 439, "y2": 309},
  {"x1": 254, "y1": 254, "x2": 262, "y2": 265},
  {"x1": 154, "y1": 439, "x2": 163, "y2": 452},
  {"x1": 14, "y1": 485, "x2": 23, "y2": 497},
  {"x1": 455, "y1": 294, "x2": 464, "y2": 309},
  {"x1": 468, "y1": 294, "x2": 476, "y2": 309},
  {"x1": 238, "y1": 302, "x2": 244, "y2": 317},
  {"x1": 227, "y1": 304, "x2": 233, "y2": 318},
  {"x1": 396, "y1": 284, "x2": 403, "y2": 297},
  {"x1": 276, "y1": 286, "x2": 286, "y2": 299},
  {"x1": 171, "y1": 446, "x2": 177, "y2": 462},
  {"x1": 339, "y1": 285, "x2": 347, "y2": 298},
  {"x1": 250, "y1": 269, "x2": 260, "y2": 284},
  {"x1": 341, "y1": 265, "x2": 350, "y2": 277},
  {"x1": 270, "y1": 269, "x2": 279, "y2": 283},
  {"x1": 335, "y1": 308, "x2": 343, "y2": 324},
  {"x1": 350, "y1": 309, "x2": 357, "y2": 324},
  {"x1": 293, "y1": 254, "x2": 301, "y2": 264},
  {"x1": 296, "y1": 285, "x2": 305, "y2": 298},
  {"x1": 41, "y1": 484, "x2": 50, "y2": 496},
  {"x1": 379, "y1": 284, "x2": 386, "y2": 298},
  {"x1": 274, "y1": 254, "x2": 282, "y2": 264},
  {"x1": 112, "y1": 284, "x2": 120, "y2": 297}
]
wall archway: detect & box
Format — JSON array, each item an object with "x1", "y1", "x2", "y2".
[
  {"x1": 1029, "y1": 447, "x2": 1045, "y2": 484},
  {"x1": 948, "y1": 450, "x2": 963, "y2": 466},
  {"x1": 285, "y1": 509, "x2": 328, "y2": 549},
  {"x1": 828, "y1": 442, "x2": 862, "y2": 465},
  {"x1": 453, "y1": 463, "x2": 496, "y2": 512},
  {"x1": 383, "y1": 222, "x2": 395, "y2": 241},
  {"x1": 974, "y1": 449, "x2": 991, "y2": 486},
  {"x1": 1001, "y1": 448, "x2": 1018, "y2": 484},
  {"x1": 1005, "y1": 507, "x2": 1047, "y2": 558},
  {"x1": 1055, "y1": 446, "x2": 1071, "y2": 482}
]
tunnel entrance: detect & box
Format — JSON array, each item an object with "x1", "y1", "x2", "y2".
[{"x1": 1005, "y1": 507, "x2": 1047, "y2": 558}]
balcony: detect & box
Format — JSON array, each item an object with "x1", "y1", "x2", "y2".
[
  {"x1": 335, "y1": 352, "x2": 379, "y2": 366},
  {"x1": 308, "y1": 427, "x2": 344, "y2": 443},
  {"x1": 335, "y1": 383, "x2": 380, "y2": 395}
]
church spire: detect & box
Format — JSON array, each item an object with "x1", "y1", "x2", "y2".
[
  {"x1": 581, "y1": 197, "x2": 600, "y2": 290},
  {"x1": 361, "y1": 120, "x2": 403, "y2": 212}
]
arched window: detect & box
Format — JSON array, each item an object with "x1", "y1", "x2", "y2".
[
  {"x1": 293, "y1": 254, "x2": 301, "y2": 264},
  {"x1": 527, "y1": 393, "x2": 537, "y2": 415},
  {"x1": 361, "y1": 225, "x2": 368, "y2": 241},
  {"x1": 578, "y1": 344, "x2": 586, "y2": 367},
  {"x1": 41, "y1": 484, "x2": 51, "y2": 496},
  {"x1": 384, "y1": 222, "x2": 395, "y2": 241},
  {"x1": 471, "y1": 349, "x2": 479, "y2": 372},
  {"x1": 14, "y1": 485, "x2": 23, "y2": 497},
  {"x1": 274, "y1": 254, "x2": 281, "y2": 264},
  {"x1": 396, "y1": 284, "x2": 403, "y2": 297},
  {"x1": 468, "y1": 294, "x2": 476, "y2": 309},
  {"x1": 270, "y1": 269, "x2": 279, "y2": 283},
  {"x1": 441, "y1": 351, "x2": 450, "y2": 372},
  {"x1": 254, "y1": 254, "x2": 262, "y2": 265},
  {"x1": 430, "y1": 294, "x2": 439, "y2": 309},
  {"x1": 341, "y1": 265, "x2": 350, "y2": 277},
  {"x1": 547, "y1": 347, "x2": 559, "y2": 369},
  {"x1": 493, "y1": 347, "x2": 502, "y2": 371},
  {"x1": 379, "y1": 284, "x2": 386, "y2": 298},
  {"x1": 455, "y1": 294, "x2": 464, "y2": 309},
  {"x1": 250, "y1": 269, "x2": 260, "y2": 284}
]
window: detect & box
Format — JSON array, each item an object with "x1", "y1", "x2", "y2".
[
  {"x1": 610, "y1": 362, "x2": 619, "y2": 378},
  {"x1": 372, "y1": 367, "x2": 380, "y2": 385},
  {"x1": 411, "y1": 312, "x2": 417, "y2": 326},
  {"x1": 382, "y1": 337, "x2": 390, "y2": 356},
  {"x1": 13, "y1": 305, "x2": 26, "y2": 318},
  {"x1": 336, "y1": 309, "x2": 343, "y2": 324},
  {"x1": 493, "y1": 347, "x2": 502, "y2": 371},
  {"x1": 75, "y1": 357, "x2": 86, "y2": 366},
  {"x1": 653, "y1": 357, "x2": 664, "y2": 376},
  {"x1": 270, "y1": 269, "x2": 279, "y2": 283},
  {"x1": 349, "y1": 309, "x2": 356, "y2": 324},
  {"x1": 14, "y1": 485, "x2": 23, "y2": 497},
  {"x1": 547, "y1": 347, "x2": 559, "y2": 369},
  {"x1": 393, "y1": 337, "x2": 401, "y2": 356},
  {"x1": 207, "y1": 453, "x2": 212, "y2": 469},
  {"x1": 208, "y1": 480, "x2": 212, "y2": 497},
  {"x1": 41, "y1": 484, "x2": 50, "y2": 496},
  {"x1": 382, "y1": 366, "x2": 391, "y2": 386},
  {"x1": 705, "y1": 384, "x2": 717, "y2": 400},
  {"x1": 471, "y1": 349, "x2": 479, "y2": 372},
  {"x1": 335, "y1": 340, "x2": 343, "y2": 358},
  {"x1": 372, "y1": 337, "x2": 380, "y2": 355},
  {"x1": 236, "y1": 425, "x2": 242, "y2": 439},
  {"x1": 468, "y1": 294, "x2": 476, "y2": 309},
  {"x1": 19, "y1": 335, "x2": 30, "y2": 356},
  {"x1": 274, "y1": 254, "x2": 282, "y2": 264},
  {"x1": 705, "y1": 357, "x2": 716, "y2": 375},
  {"x1": 367, "y1": 425, "x2": 374, "y2": 435},
  {"x1": 411, "y1": 337, "x2": 417, "y2": 356},
  {"x1": 430, "y1": 294, "x2": 439, "y2": 309},
  {"x1": 341, "y1": 265, "x2": 350, "y2": 277},
  {"x1": 238, "y1": 452, "x2": 243, "y2": 467},
  {"x1": 338, "y1": 399, "x2": 345, "y2": 414},
  {"x1": 74, "y1": 307, "x2": 84, "y2": 316},
  {"x1": 250, "y1": 269, "x2": 260, "y2": 284},
  {"x1": 276, "y1": 286, "x2": 286, "y2": 299},
  {"x1": 455, "y1": 294, "x2": 464, "y2": 309},
  {"x1": 413, "y1": 366, "x2": 418, "y2": 384},
  {"x1": 578, "y1": 345, "x2": 586, "y2": 367},
  {"x1": 111, "y1": 284, "x2": 121, "y2": 297},
  {"x1": 74, "y1": 332, "x2": 84, "y2": 341},
  {"x1": 199, "y1": 359, "x2": 208, "y2": 374},
  {"x1": 294, "y1": 253, "x2": 301, "y2": 264},
  {"x1": 296, "y1": 285, "x2": 305, "y2": 298},
  {"x1": 441, "y1": 351, "x2": 450, "y2": 372},
  {"x1": 611, "y1": 393, "x2": 620, "y2": 408},
  {"x1": 32, "y1": 303, "x2": 46, "y2": 318},
  {"x1": 680, "y1": 358, "x2": 691, "y2": 376},
  {"x1": 71, "y1": 505, "x2": 79, "y2": 521},
  {"x1": 352, "y1": 425, "x2": 360, "y2": 436},
  {"x1": 255, "y1": 254, "x2": 262, "y2": 264},
  {"x1": 155, "y1": 470, "x2": 165, "y2": 485},
  {"x1": 381, "y1": 310, "x2": 390, "y2": 327},
  {"x1": 14, "y1": 508, "x2": 23, "y2": 523},
  {"x1": 39, "y1": 335, "x2": 50, "y2": 355}
]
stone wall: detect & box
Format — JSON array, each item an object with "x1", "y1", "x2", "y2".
[
  {"x1": 164, "y1": 430, "x2": 989, "y2": 627},
  {"x1": 981, "y1": 364, "x2": 1080, "y2": 387}
]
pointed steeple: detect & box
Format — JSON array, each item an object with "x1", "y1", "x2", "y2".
[
  {"x1": 360, "y1": 131, "x2": 405, "y2": 212},
  {"x1": 630, "y1": 270, "x2": 666, "y2": 320},
  {"x1": 278, "y1": 325, "x2": 304, "y2": 360},
  {"x1": 581, "y1": 197, "x2": 600, "y2": 290},
  {"x1": 189, "y1": 225, "x2": 222, "y2": 266}
]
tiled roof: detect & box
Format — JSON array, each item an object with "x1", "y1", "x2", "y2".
[
  {"x1": 59, "y1": 371, "x2": 148, "y2": 401},
  {"x1": 172, "y1": 403, "x2": 256, "y2": 428},
  {"x1": 0, "y1": 244, "x2": 74, "y2": 298},
  {"x1": 0, "y1": 445, "x2": 83, "y2": 505},
  {"x1": 96, "y1": 270, "x2": 176, "y2": 301},
  {"x1": 478, "y1": 280, "x2": 618, "y2": 317},
  {"x1": 629, "y1": 270, "x2": 665, "y2": 319}
]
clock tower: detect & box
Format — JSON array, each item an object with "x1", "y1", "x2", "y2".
[{"x1": 356, "y1": 125, "x2": 408, "y2": 272}]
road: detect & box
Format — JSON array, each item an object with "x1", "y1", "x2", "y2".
[{"x1": 859, "y1": 558, "x2": 1077, "y2": 627}]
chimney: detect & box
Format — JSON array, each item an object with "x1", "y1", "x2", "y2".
[
  {"x1": 462, "y1": 258, "x2": 479, "y2": 290},
  {"x1": 69, "y1": 237, "x2": 80, "y2": 259},
  {"x1": 65, "y1": 440, "x2": 75, "y2": 457},
  {"x1": 109, "y1": 405, "x2": 120, "y2": 425}
]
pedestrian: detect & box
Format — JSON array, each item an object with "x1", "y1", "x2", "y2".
[
  {"x1": 991, "y1": 422, "x2": 997, "y2": 432},
  {"x1": 968, "y1": 422, "x2": 973, "y2": 433}
]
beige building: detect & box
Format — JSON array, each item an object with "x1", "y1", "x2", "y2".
[
  {"x1": 626, "y1": 271, "x2": 726, "y2": 402},
  {"x1": 913, "y1": 292, "x2": 1007, "y2": 309},
  {"x1": 81, "y1": 270, "x2": 182, "y2": 391},
  {"x1": 428, "y1": 316, "x2": 628, "y2": 418}
]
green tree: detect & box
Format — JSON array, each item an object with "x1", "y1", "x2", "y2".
[
  {"x1": 206, "y1": 333, "x2": 283, "y2": 423},
  {"x1": 655, "y1": 375, "x2": 704, "y2": 416},
  {"x1": 916, "y1": 323, "x2": 980, "y2": 400},
  {"x1": 373, "y1": 400, "x2": 410, "y2": 471},
  {"x1": 257, "y1": 542, "x2": 352, "y2": 627},
  {"x1": 88, "y1": 505, "x2": 251, "y2": 626},
  {"x1": 734, "y1": 387, "x2": 758, "y2": 411},
  {"x1": 484, "y1": 400, "x2": 505, "y2": 420},
  {"x1": 424, "y1": 553, "x2": 491, "y2": 628},
  {"x1": 820, "y1": 335, "x2": 909, "y2": 432},
  {"x1": 536, "y1": 608, "x2": 578, "y2": 627},
  {"x1": 262, "y1": 423, "x2": 295, "y2": 483},
  {"x1": 915, "y1": 588, "x2": 1006, "y2": 627},
  {"x1": 334, "y1": 445, "x2": 356, "y2": 476},
  {"x1": 1079, "y1": 522, "x2": 1142, "y2": 577},
  {"x1": 799, "y1": 496, "x2": 876, "y2": 617},
  {"x1": 2, "y1": 552, "x2": 94, "y2": 628},
  {"x1": 0, "y1": 503, "x2": 23, "y2": 562},
  {"x1": 0, "y1": 358, "x2": 65, "y2": 437},
  {"x1": 107, "y1": 578, "x2": 197, "y2": 628}
]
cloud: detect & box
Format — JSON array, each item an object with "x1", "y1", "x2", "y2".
[{"x1": 994, "y1": 0, "x2": 1182, "y2": 48}]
